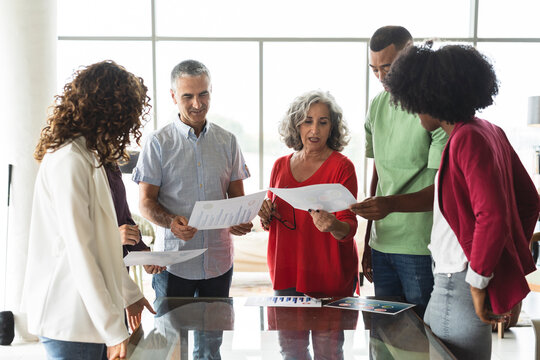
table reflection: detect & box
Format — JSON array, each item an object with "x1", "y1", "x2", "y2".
[
  {"x1": 267, "y1": 306, "x2": 358, "y2": 359},
  {"x1": 127, "y1": 297, "x2": 456, "y2": 359}
]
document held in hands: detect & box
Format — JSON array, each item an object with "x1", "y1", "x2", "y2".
[
  {"x1": 188, "y1": 191, "x2": 266, "y2": 230},
  {"x1": 123, "y1": 249, "x2": 207, "y2": 267},
  {"x1": 269, "y1": 183, "x2": 356, "y2": 213}
]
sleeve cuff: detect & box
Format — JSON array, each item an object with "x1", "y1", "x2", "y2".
[
  {"x1": 465, "y1": 266, "x2": 493, "y2": 289},
  {"x1": 131, "y1": 168, "x2": 160, "y2": 186}
]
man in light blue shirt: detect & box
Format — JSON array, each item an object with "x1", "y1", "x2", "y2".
[{"x1": 133, "y1": 60, "x2": 252, "y2": 299}]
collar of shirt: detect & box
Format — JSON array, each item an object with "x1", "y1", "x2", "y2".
[{"x1": 175, "y1": 115, "x2": 210, "y2": 140}]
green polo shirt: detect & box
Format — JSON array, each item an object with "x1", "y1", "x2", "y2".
[{"x1": 365, "y1": 91, "x2": 448, "y2": 255}]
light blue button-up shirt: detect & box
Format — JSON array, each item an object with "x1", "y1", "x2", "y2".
[{"x1": 133, "y1": 117, "x2": 250, "y2": 279}]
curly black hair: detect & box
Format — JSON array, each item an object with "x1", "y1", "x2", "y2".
[
  {"x1": 35, "y1": 60, "x2": 151, "y2": 166},
  {"x1": 383, "y1": 43, "x2": 499, "y2": 124}
]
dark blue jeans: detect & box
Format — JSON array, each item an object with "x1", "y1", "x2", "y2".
[
  {"x1": 40, "y1": 337, "x2": 105, "y2": 360},
  {"x1": 371, "y1": 249, "x2": 433, "y2": 318},
  {"x1": 152, "y1": 268, "x2": 233, "y2": 360}
]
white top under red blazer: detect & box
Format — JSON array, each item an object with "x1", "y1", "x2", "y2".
[{"x1": 21, "y1": 137, "x2": 143, "y2": 346}]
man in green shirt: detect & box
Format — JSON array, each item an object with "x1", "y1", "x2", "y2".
[{"x1": 350, "y1": 26, "x2": 448, "y2": 317}]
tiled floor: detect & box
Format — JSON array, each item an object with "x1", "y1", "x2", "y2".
[{"x1": 1, "y1": 272, "x2": 537, "y2": 359}]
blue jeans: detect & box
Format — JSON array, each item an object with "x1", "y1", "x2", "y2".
[
  {"x1": 152, "y1": 268, "x2": 233, "y2": 360},
  {"x1": 152, "y1": 267, "x2": 233, "y2": 298},
  {"x1": 424, "y1": 269, "x2": 491, "y2": 360},
  {"x1": 40, "y1": 337, "x2": 105, "y2": 360},
  {"x1": 371, "y1": 249, "x2": 433, "y2": 317}
]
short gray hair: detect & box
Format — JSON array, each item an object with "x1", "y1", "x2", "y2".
[
  {"x1": 279, "y1": 90, "x2": 350, "y2": 152},
  {"x1": 170, "y1": 59, "x2": 211, "y2": 91}
]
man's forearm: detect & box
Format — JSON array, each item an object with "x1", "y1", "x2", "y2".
[
  {"x1": 386, "y1": 184, "x2": 434, "y2": 213},
  {"x1": 140, "y1": 199, "x2": 175, "y2": 228}
]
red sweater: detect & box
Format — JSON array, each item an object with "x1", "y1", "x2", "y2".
[
  {"x1": 267, "y1": 151, "x2": 359, "y2": 297},
  {"x1": 438, "y1": 118, "x2": 539, "y2": 314}
]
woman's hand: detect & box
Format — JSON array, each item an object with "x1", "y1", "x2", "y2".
[
  {"x1": 107, "y1": 339, "x2": 128, "y2": 360},
  {"x1": 258, "y1": 199, "x2": 275, "y2": 230},
  {"x1": 308, "y1": 209, "x2": 350, "y2": 240},
  {"x1": 470, "y1": 286, "x2": 510, "y2": 325},
  {"x1": 125, "y1": 297, "x2": 156, "y2": 332},
  {"x1": 119, "y1": 224, "x2": 140, "y2": 246}
]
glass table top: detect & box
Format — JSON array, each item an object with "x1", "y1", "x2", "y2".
[{"x1": 127, "y1": 297, "x2": 456, "y2": 359}]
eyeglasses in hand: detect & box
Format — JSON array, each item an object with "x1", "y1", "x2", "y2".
[{"x1": 271, "y1": 196, "x2": 296, "y2": 230}]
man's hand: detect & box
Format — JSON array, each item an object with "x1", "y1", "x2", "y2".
[
  {"x1": 170, "y1": 215, "x2": 197, "y2": 240},
  {"x1": 361, "y1": 220, "x2": 373, "y2": 283},
  {"x1": 470, "y1": 286, "x2": 509, "y2": 325},
  {"x1": 362, "y1": 244, "x2": 373, "y2": 283},
  {"x1": 143, "y1": 264, "x2": 167, "y2": 274},
  {"x1": 107, "y1": 339, "x2": 128, "y2": 360},
  {"x1": 140, "y1": 249, "x2": 166, "y2": 274},
  {"x1": 349, "y1": 196, "x2": 391, "y2": 220},
  {"x1": 230, "y1": 222, "x2": 253, "y2": 236},
  {"x1": 119, "y1": 224, "x2": 140, "y2": 246},
  {"x1": 126, "y1": 297, "x2": 156, "y2": 332}
]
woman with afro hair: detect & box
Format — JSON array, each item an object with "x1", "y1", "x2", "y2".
[{"x1": 384, "y1": 43, "x2": 539, "y2": 359}]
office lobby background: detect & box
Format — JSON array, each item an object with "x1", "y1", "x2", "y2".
[{"x1": 1, "y1": 0, "x2": 540, "y2": 341}]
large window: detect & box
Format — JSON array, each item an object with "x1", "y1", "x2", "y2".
[{"x1": 57, "y1": 0, "x2": 540, "y2": 196}]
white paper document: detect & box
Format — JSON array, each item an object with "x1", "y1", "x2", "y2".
[
  {"x1": 188, "y1": 191, "x2": 267, "y2": 230},
  {"x1": 270, "y1": 183, "x2": 357, "y2": 213},
  {"x1": 123, "y1": 249, "x2": 207, "y2": 267}
]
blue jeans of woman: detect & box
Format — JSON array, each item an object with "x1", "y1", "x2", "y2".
[
  {"x1": 424, "y1": 269, "x2": 492, "y2": 360},
  {"x1": 40, "y1": 337, "x2": 105, "y2": 360}
]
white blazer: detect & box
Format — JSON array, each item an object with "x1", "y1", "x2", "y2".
[{"x1": 21, "y1": 137, "x2": 143, "y2": 346}]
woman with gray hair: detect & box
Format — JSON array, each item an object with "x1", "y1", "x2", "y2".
[{"x1": 259, "y1": 90, "x2": 359, "y2": 298}]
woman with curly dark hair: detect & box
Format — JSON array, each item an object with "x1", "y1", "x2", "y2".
[
  {"x1": 384, "y1": 44, "x2": 540, "y2": 359},
  {"x1": 21, "y1": 60, "x2": 155, "y2": 360}
]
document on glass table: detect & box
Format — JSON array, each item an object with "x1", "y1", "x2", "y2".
[
  {"x1": 270, "y1": 183, "x2": 357, "y2": 213},
  {"x1": 188, "y1": 191, "x2": 267, "y2": 230},
  {"x1": 324, "y1": 297, "x2": 415, "y2": 315},
  {"x1": 245, "y1": 296, "x2": 322, "y2": 307},
  {"x1": 123, "y1": 249, "x2": 207, "y2": 267}
]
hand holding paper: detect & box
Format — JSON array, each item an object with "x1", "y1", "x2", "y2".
[
  {"x1": 188, "y1": 191, "x2": 266, "y2": 230},
  {"x1": 170, "y1": 215, "x2": 197, "y2": 240},
  {"x1": 270, "y1": 184, "x2": 357, "y2": 213}
]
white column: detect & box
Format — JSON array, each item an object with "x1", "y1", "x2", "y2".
[{"x1": 0, "y1": 0, "x2": 56, "y2": 341}]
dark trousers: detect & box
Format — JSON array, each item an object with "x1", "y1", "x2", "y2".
[{"x1": 152, "y1": 267, "x2": 233, "y2": 298}]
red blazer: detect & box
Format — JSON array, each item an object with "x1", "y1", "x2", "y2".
[{"x1": 438, "y1": 118, "x2": 539, "y2": 314}]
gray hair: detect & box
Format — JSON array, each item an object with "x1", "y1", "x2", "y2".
[
  {"x1": 170, "y1": 59, "x2": 211, "y2": 91},
  {"x1": 279, "y1": 90, "x2": 350, "y2": 152}
]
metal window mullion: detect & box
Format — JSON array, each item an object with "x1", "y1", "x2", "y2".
[
  {"x1": 363, "y1": 43, "x2": 370, "y2": 198},
  {"x1": 471, "y1": 0, "x2": 480, "y2": 46},
  {"x1": 259, "y1": 41, "x2": 264, "y2": 190},
  {"x1": 151, "y1": 0, "x2": 158, "y2": 130}
]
